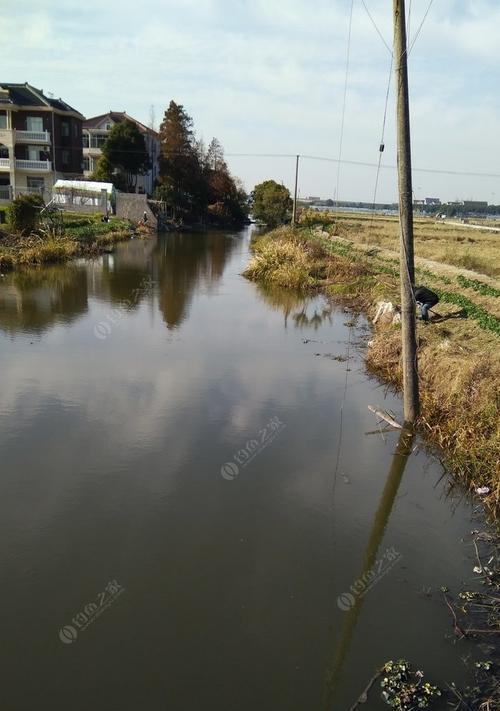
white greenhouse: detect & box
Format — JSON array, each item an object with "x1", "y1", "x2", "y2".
[{"x1": 52, "y1": 180, "x2": 115, "y2": 212}]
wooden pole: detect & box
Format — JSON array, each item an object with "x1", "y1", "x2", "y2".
[
  {"x1": 292, "y1": 154, "x2": 300, "y2": 225},
  {"x1": 393, "y1": 0, "x2": 419, "y2": 423}
]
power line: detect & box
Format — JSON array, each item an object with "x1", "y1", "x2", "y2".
[
  {"x1": 371, "y1": 52, "x2": 394, "y2": 221},
  {"x1": 55, "y1": 145, "x2": 500, "y2": 181},
  {"x1": 360, "y1": 0, "x2": 393, "y2": 54},
  {"x1": 296, "y1": 154, "x2": 500, "y2": 180},
  {"x1": 335, "y1": 0, "x2": 355, "y2": 209},
  {"x1": 408, "y1": 0, "x2": 436, "y2": 53}
]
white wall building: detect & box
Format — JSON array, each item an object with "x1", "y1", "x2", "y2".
[{"x1": 82, "y1": 112, "x2": 159, "y2": 196}]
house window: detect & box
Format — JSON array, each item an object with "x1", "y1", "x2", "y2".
[
  {"x1": 90, "y1": 134, "x2": 107, "y2": 149},
  {"x1": 0, "y1": 144, "x2": 8, "y2": 158},
  {"x1": 26, "y1": 116, "x2": 44, "y2": 132},
  {"x1": 83, "y1": 156, "x2": 90, "y2": 171},
  {"x1": 0, "y1": 113, "x2": 7, "y2": 129},
  {"x1": 27, "y1": 177, "x2": 45, "y2": 193},
  {"x1": 82, "y1": 133, "x2": 89, "y2": 148},
  {"x1": 73, "y1": 123, "x2": 78, "y2": 138},
  {"x1": 62, "y1": 150, "x2": 70, "y2": 165},
  {"x1": 61, "y1": 121, "x2": 70, "y2": 137},
  {"x1": 28, "y1": 145, "x2": 44, "y2": 161},
  {"x1": 105, "y1": 123, "x2": 112, "y2": 130}
]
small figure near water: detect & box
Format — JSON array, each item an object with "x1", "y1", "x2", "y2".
[{"x1": 414, "y1": 285, "x2": 439, "y2": 322}]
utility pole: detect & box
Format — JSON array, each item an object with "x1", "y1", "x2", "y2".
[
  {"x1": 393, "y1": 0, "x2": 419, "y2": 423},
  {"x1": 292, "y1": 154, "x2": 300, "y2": 225}
]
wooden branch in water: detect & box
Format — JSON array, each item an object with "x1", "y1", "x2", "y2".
[
  {"x1": 368, "y1": 405, "x2": 403, "y2": 430},
  {"x1": 442, "y1": 592, "x2": 467, "y2": 639},
  {"x1": 348, "y1": 670, "x2": 382, "y2": 711}
]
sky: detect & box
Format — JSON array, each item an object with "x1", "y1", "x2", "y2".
[{"x1": 2, "y1": 0, "x2": 500, "y2": 203}]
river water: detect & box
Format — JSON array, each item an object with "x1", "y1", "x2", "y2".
[{"x1": 0, "y1": 228, "x2": 477, "y2": 709}]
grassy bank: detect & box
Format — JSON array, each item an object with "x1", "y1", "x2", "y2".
[
  {"x1": 0, "y1": 213, "x2": 138, "y2": 271},
  {"x1": 244, "y1": 221, "x2": 500, "y2": 515}
]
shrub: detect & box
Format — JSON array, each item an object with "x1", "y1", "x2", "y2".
[{"x1": 8, "y1": 194, "x2": 44, "y2": 235}]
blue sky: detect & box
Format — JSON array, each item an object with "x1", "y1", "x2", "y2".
[{"x1": 3, "y1": 0, "x2": 499, "y2": 202}]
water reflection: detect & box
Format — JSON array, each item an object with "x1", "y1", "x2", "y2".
[
  {"x1": 153, "y1": 232, "x2": 238, "y2": 329},
  {"x1": 0, "y1": 265, "x2": 88, "y2": 335},
  {"x1": 0, "y1": 227, "x2": 478, "y2": 711},
  {"x1": 256, "y1": 283, "x2": 335, "y2": 330},
  {"x1": 0, "y1": 231, "x2": 239, "y2": 335},
  {"x1": 323, "y1": 427, "x2": 415, "y2": 708}
]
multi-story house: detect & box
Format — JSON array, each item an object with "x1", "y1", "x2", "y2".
[
  {"x1": 0, "y1": 83, "x2": 84, "y2": 202},
  {"x1": 83, "y1": 112, "x2": 159, "y2": 195}
]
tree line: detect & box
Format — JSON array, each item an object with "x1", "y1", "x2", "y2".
[{"x1": 92, "y1": 101, "x2": 249, "y2": 226}]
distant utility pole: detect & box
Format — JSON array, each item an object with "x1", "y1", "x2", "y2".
[
  {"x1": 292, "y1": 154, "x2": 300, "y2": 225},
  {"x1": 393, "y1": 0, "x2": 419, "y2": 423}
]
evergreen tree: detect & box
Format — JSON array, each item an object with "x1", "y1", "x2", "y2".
[
  {"x1": 157, "y1": 102, "x2": 248, "y2": 224},
  {"x1": 158, "y1": 101, "x2": 202, "y2": 214}
]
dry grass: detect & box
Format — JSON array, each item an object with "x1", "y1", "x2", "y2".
[
  {"x1": 0, "y1": 219, "x2": 136, "y2": 271},
  {"x1": 243, "y1": 227, "x2": 322, "y2": 289},
  {"x1": 327, "y1": 211, "x2": 500, "y2": 278},
  {"x1": 244, "y1": 223, "x2": 500, "y2": 515}
]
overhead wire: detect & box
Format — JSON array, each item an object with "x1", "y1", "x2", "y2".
[
  {"x1": 407, "y1": 0, "x2": 413, "y2": 47},
  {"x1": 370, "y1": 52, "x2": 394, "y2": 227},
  {"x1": 334, "y1": 0, "x2": 355, "y2": 210},
  {"x1": 408, "y1": 0, "x2": 436, "y2": 54},
  {"x1": 360, "y1": 0, "x2": 393, "y2": 54},
  {"x1": 72, "y1": 145, "x2": 500, "y2": 180}
]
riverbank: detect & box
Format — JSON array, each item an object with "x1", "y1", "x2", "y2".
[
  {"x1": 0, "y1": 213, "x2": 140, "y2": 271},
  {"x1": 244, "y1": 222, "x2": 500, "y2": 516}
]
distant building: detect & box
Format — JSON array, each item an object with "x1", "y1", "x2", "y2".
[
  {"x1": 82, "y1": 112, "x2": 159, "y2": 195},
  {"x1": 424, "y1": 197, "x2": 441, "y2": 206},
  {"x1": 462, "y1": 200, "x2": 488, "y2": 210},
  {"x1": 0, "y1": 82, "x2": 84, "y2": 201}
]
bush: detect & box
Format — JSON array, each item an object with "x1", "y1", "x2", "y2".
[{"x1": 8, "y1": 194, "x2": 44, "y2": 235}]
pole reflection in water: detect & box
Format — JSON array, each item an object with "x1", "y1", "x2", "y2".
[{"x1": 323, "y1": 426, "x2": 415, "y2": 709}]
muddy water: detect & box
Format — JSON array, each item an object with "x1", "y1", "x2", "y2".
[{"x1": 0, "y1": 229, "x2": 476, "y2": 710}]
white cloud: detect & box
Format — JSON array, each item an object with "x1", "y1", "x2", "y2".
[{"x1": 1, "y1": 0, "x2": 499, "y2": 202}]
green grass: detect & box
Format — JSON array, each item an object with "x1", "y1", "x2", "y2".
[{"x1": 0, "y1": 213, "x2": 136, "y2": 270}]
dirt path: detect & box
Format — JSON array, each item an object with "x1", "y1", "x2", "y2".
[{"x1": 327, "y1": 232, "x2": 500, "y2": 318}]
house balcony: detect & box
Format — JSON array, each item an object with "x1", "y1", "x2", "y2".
[
  {"x1": 15, "y1": 159, "x2": 52, "y2": 171},
  {"x1": 0, "y1": 158, "x2": 10, "y2": 170},
  {"x1": 15, "y1": 130, "x2": 51, "y2": 144}
]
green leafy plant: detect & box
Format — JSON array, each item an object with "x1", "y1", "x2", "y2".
[
  {"x1": 381, "y1": 660, "x2": 441, "y2": 709},
  {"x1": 251, "y1": 180, "x2": 292, "y2": 227},
  {"x1": 434, "y1": 289, "x2": 500, "y2": 336},
  {"x1": 8, "y1": 193, "x2": 44, "y2": 235},
  {"x1": 457, "y1": 275, "x2": 500, "y2": 298}
]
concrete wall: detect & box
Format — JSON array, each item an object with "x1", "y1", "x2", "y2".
[{"x1": 115, "y1": 192, "x2": 157, "y2": 228}]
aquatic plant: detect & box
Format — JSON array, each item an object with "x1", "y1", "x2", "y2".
[{"x1": 380, "y1": 660, "x2": 441, "y2": 709}]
